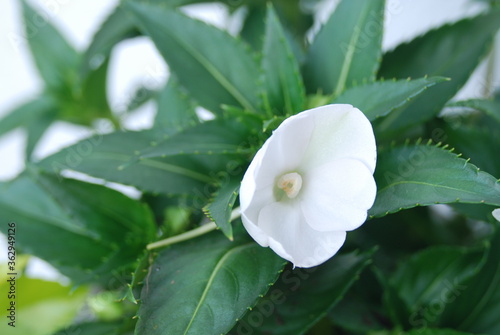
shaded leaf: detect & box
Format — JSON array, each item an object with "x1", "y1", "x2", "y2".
[
  {"x1": 370, "y1": 144, "x2": 500, "y2": 218},
  {"x1": 135, "y1": 225, "x2": 285, "y2": 335},
  {"x1": 388, "y1": 246, "x2": 487, "y2": 328},
  {"x1": 439, "y1": 225, "x2": 500, "y2": 333},
  {"x1": 447, "y1": 98, "x2": 500, "y2": 125},
  {"x1": 0, "y1": 171, "x2": 156, "y2": 283},
  {"x1": 231, "y1": 249, "x2": 374, "y2": 335},
  {"x1": 303, "y1": 0, "x2": 385, "y2": 95},
  {"x1": 332, "y1": 77, "x2": 448, "y2": 121}
]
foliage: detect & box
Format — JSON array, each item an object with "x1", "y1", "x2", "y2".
[{"x1": 1, "y1": 0, "x2": 500, "y2": 334}]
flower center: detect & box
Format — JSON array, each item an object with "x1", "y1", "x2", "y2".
[{"x1": 277, "y1": 172, "x2": 303, "y2": 199}]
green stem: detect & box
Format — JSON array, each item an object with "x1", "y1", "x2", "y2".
[{"x1": 147, "y1": 207, "x2": 242, "y2": 250}]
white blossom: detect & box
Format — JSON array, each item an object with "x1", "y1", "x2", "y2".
[
  {"x1": 239, "y1": 104, "x2": 377, "y2": 268},
  {"x1": 493, "y1": 208, "x2": 500, "y2": 222}
]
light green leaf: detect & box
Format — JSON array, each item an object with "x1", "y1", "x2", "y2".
[
  {"x1": 439, "y1": 225, "x2": 500, "y2": 333},
  {"x1": 0, "y1": 171, "x2": 156, "y2": 283},
  {"x1": 53, "y1": 321, "x2": 124, "y2": 335},
  {"x1": 203, "y1": 178, "x2": 240, "y2": 240},
  {"x1": 0, "y1": 95, "x2": 56, "y2": 138},
  {"x1": 25, "y1": 109, "x2": 55, "y2": 159},
  {"x1": 377, "y1": 11, "x2": 500, "y2": 134},
  {"x1": 123, "y1": 1, "x2": 261, "y2": 114},
  {"x1": 154, "y1": 76, "x2": 198, "y2": 133},
  {"x1": 0, "y1": 276, "x2": 87, "y2": 335},
  {"x1": 332, "y1": 77, "x2": 448, "y2": 121},
  {"x1": 21, "y1": 0, "x2": 80, "y2": 95},
  {"x1": 232, "y1": 249, "x2": 374, "y2": 335},
  {"x1": 135, "y1": 225, "x2": 285, "y2": 335},
  {"x1": 303, "y1": 0, "x2": 385, "y2": 95},
  {"x1": 388, "y1": 246, "x2": 487, "y2": 328},
  {"x1": 369, "y1": 144, "x2": 500, "y2": 218},
  {"x1": 261, "y1": 5, "x2": 305, "y2": 116}
]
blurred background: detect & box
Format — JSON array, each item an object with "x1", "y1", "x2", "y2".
[{"x1": 0, "y1": 0, "x2": 499, "y2": 282}]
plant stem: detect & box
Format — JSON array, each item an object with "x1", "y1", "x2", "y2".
[{"x1": 146, "y1": 207, "x2": 242, "y2": 250}]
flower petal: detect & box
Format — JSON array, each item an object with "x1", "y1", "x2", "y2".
[
  {"x1": 300, "y1": 158, "x2": 377, "y2": 232},
  {"x1": 493, "y1": 208, "x2": 500, "y2": 222},
  {"x1": 256, "y1": 202, "x2": 347, "y2": 268},
  {"x1": 300, "y1": 104, "x2": 377, "y2": 173}
]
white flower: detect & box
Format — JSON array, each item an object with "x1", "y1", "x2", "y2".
[
  {"x1": 493, "y1": 209, "x2": 500, "y2": 222},
  {"x1": 239, "y1": 104, "x2": 377, "y2": 268}
]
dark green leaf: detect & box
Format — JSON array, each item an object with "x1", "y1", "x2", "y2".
[
  {"x1": 377, "y1": 11, "x2": 500, "y2": 134},
  {"x1": 303, "y1": 0, "x2": 385, "y2": 95},
  {"x1": 370, "y1": 144, "x2": 500, "y2": 218},
  {"x1": 332, "y1": 77, "x2": 448, "y2": 121},
  {"x1": 261, "y1": 5, "x2": 305, "y2": 115},
  {"x1": 137, "y1": 114, "x2": 260, "y2": 159},
  {"x1": 447, "y1": 98, "x2": 500, "y2": 125},
  {"x1": 203, "y1": 177, "x2": 240, "y2": 240},
  {"x1": 123, "y1": 1, "x2": 261, "y2": 114},
  {"x1": 439, "y1": 225, "x2": 500, "y2": 333},
  {"x1": 37, "y1": 129, "x2": 227, "y2": 198},
  {"x1": 21, "y1": 0, "x2": 80, "y2": 95},
  {"x1": 442, "y1": 123, "x2": 500, "y2": 178},
  {"x1": 231, "y1": 250, "x2": 374, "y2": 335},
  {"x1": 0, "y1": 95, "x2": 56, "y2": 137},
  {"x1": 154, "y1": 76, "x2": 198, "y2": 133},
  {"x1": 0, "y1": 171, "x2": 156, "y2": 283},
  {"x1": 135, "y1": 225, "x2": 285, "y2": 335},
  {"x1": 240, "y1": 5, "x2": 266, "y2": 50},
  {"x1": 406, "y1": 329, "x2": 477, "y2": 335},
  {"x1": 388, "y1": 246, "x2": 487, "y2": 328}
]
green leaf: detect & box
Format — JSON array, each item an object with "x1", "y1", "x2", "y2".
[
  {"x1": 388, "y1": 246, "x2": 487, "y2": 328},
  {"x1": 123, "y1": 1, "x2": 261, "y2": 114},
  {"x1": 370, "y1": 143, "x2": 500, "y2": 218},
  {"x1": 53, "y1": 321, "x2": 125, "y2": 335},
  {"x1": 303, "y1": 0, "x2": 385, "y2": 95},
  {"x1": 25, "y1": 109, "x2": 56, "y2": 159},
  {"x1": 442, "y1": 123, "x2": 500, "y2": 178},
  {"x1": 37, "y1": 129, "x2": 231, "y2": 198},
  {"x1": 21, "y1": 0, "x2": 80, "y2": 95},
  {"x1": 261, "y1": 5, "x2": 305, "y2": 115},
  {"x1": 377, "y1": 11, "x2": 500, "y2": 134},
  {"x1": 136, "y1": 115, "x2": 259, "y2": 159},
  {"x1": 82, "y1": 6, "x2": 139, "y2": 77},
  {"x1": 240, "y1": 5, "x2": 266, "y2": 51},
  {"x1": 447, "y1": 98, "x2": 500, "y2": 125},
  {"x1": 439, "y1": 225, "x2": 500, "y2": 333},
  {"x1": 406, "y1": 330, "x2": 477, "y2": 335},
  {"x1": 0, "y1": 171, "x2": 156, "y2": 283},
  {"x1": 232, "y1": 249, "x2": 374, "y2": 335},
  {"x1": 203, "y1": 177, "x2": 240, "y2": 240},
  {"x1": 154, "y1": 77, "x2": 198, "y2": 132},
  {"x1": 135, "y1": 225, "x2": 285, "y2": 335},
  {"x1": 332, "y1": 77, "x2": 448, "y2": 121},
  {"x1": 0, "y1": 276, "x2": 87, "y2": 335},
  {"x1": 0, "y1": 95, "x2": 56, "y2": 137}
]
